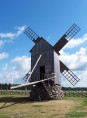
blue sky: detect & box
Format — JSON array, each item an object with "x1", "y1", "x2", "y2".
[{"x1": 0, "y1": 0, "x2": 87, "y2": 87}]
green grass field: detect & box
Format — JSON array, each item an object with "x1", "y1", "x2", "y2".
[{"x1": 0, "y1": 95, "x2": 87, "y2": 118}]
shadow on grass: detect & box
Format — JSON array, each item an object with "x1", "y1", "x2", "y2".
[{"x1": 0, "y1": 96, "x2": 30, "y2": 109}]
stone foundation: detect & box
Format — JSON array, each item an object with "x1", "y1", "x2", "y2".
[{"x1": 29, "y1": 83, "x2": 64, "y2": 101}]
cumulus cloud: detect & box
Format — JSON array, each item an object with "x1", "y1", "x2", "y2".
[
  {"x1": 60, "y1": 46, "x2": 87, "y2": 87},
  {"x1": 0, "y1": 26, "x2": 26, "y2": 39},
  {"x1": 0, "y1": 70, "x2": 22, "y2": 83},
  {"x1": 0, "y1": 56, "x2": 31, "y2": 84},
  {"x1": 11, "y1": 56, "x2": 31, "y2": 71},
  {"x1": 0, "y1": 52, "x2": 9, "y2": 60},
  {"x1": 63, "y1": 33, "x2": 87, "y2": 49},
  {"x1": 15, "y1": 26, "x2": 26, "y2": 37},
  {"x1": 60, "y1": 47, "x2": 87, "y2": 71},
  {"x1": 0, "y1": 32, "x2": 15, "y2": 39},
  {"x1": 0, "y1": 26, "x2": 26, "y2": 47},
  {"x1": 0, "y1": 39, "x2": 12, "y2": 47},
  {"x1": 59, "y1": 33, "x2": 87, "y2": 87}
]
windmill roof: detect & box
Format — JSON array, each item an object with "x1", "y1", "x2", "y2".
[{"x1": 30, "y1": 37, "x2": 53, "y2": 52}]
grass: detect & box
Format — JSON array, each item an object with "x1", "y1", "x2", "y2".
[
  {"x1": 0, "y1": 95, "x2": 87, "y2": 118},
  {"x1": 66, "y1": 112, "x2": 87, "y2": 118},
  {"x1": 65, "y1": 97, "x2": 87, "y2": 118},
  {"x1": 32, "y1": 104, "x2": 43, "y2": 107}
]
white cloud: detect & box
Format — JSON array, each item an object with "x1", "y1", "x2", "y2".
[
  {"x1": 0, "y1": 52, "x2": 9, "y2": 60},
  {"x1": 0, "y1": 32, "x2": 15, "y2": 39},
  {"x1": 59, "y1": 33, "x2": 87, "y2": 87},
  {"x1": 15, "y1": 26, "x2": 26, "y2": 37},
  {"x1": 63, "y1": 33, "x2": 87, "y2": 49},
  {"x1": 0, "y1": 70, "x2": 22, "y2": 83},
  {"x1": 60, "y1": 46, "x2": 87, "y2": 87},
  {"x1": 60, "y1": 47, "x2": 87, "y2": 70},
  {"x1": 0, "y1": 56, "x2": 31, "y2": 84},
  {"x1": 11, "y1": 56, "x2": 31, "y2": 71},
  {"x1": 0, "y1": 39, "x2": 12, "y2": 47},
  {"x1": 0, "y1": 26, "x2": 26, "y2": 39},
  {"x1": 0, "y1": 26, "x2": 26, "y2": 48}
]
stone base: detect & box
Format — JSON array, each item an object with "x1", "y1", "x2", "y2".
[{"x1": 29, "y1": 83, "x2": 64, "y2": 101}]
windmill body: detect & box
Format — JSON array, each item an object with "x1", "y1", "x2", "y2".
[{"x1": 30, "y1": 37, "x2": 61, "y2": 85}]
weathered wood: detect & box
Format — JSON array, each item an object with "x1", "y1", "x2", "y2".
[{"x1": 30, "y1": 37, "x2": 60, "y2": 85}]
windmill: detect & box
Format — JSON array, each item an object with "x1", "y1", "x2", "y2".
[{"x1": 11, "y1": 23, "x2": 80, "y2": 101}]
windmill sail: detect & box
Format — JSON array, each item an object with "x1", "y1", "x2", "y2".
[
  {"x1": 53, "y1": 23, "x2": 80, "y2": 53},
  {"x1": 60, "y1": 61, "x2": 80, "y2": 86},
  {"x1": 53, "y1": 35, "x2": 68, "y2": 53},
  {"x1": 26, "y1": 54, "x2": 42, "y2": 82},
  {"x1": 23, "y1": 55, "x2": 42, "y2": 83},
  {"x1": 11, "y1": 75, "x2": 56, "y2": 89},
  {"x1": 24, "y1": 27, "x2": 40, "y2": 43}
]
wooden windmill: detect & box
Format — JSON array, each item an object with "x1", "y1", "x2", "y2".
[{"x1": 11, "y1": 24, "x2": 80, "y2": 101}]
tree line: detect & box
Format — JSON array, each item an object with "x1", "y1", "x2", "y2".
[
  {"x1": 0, "y1": 83, "x2": 87, "y2": 90},
  {"x1": 0, "y1": 83, "x2": 30, "y2": 90}
]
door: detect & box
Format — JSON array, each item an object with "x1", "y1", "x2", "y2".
[{"x1": 40, "y1": 66, "x2": 45, "y2": 80}]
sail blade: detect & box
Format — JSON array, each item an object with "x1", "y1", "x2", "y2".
[
  {"x1": 26, "y1": 54, "x2": 42, "y2": 82},
  {"x1": 60, "y1": 61, "x2": 80, "y2": 86},
  {"x1": 53, "y1": 23, "x2": 80, "y2": 53},
  {"x1": 24, "y1": 27, "x2": 40, "y2": 43},
  {"x1": 10, "y1": 75, "x2": 56, "y2": 89}
]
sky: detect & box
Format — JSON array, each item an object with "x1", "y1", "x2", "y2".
[{"x1": 0, "y1": 0, "x2": 87, "y2": 87}]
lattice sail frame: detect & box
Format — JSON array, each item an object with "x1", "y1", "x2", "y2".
[
  {"x1": 60, "y1": 61, "x2": 80, "y2": 86},
  {"x1": 65, "y1": 23, "x2": 80, "y2": 40},
  {"x1": 24, "y1": 27, "x2": 39, "y2": 43},
  {"x1": 62, "y1": 70, "x2": 80, "y2": 86},
  {"x1": 53, "y1": 23, "x2": 80, "y2": 53}
]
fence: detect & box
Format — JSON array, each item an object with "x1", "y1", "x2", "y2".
[
  {"x1": 0, "y1": 89, "x2": 87, "y2": 97},
  {"x1": 0, "y1": 90, "x2": 30, "y2": 95},
  {"x1": 63, "y1": 87, "x2": 87, "y2": 97},
  {"x1": 64, "y1": 90, "x2": 87, "y2": 97}
]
